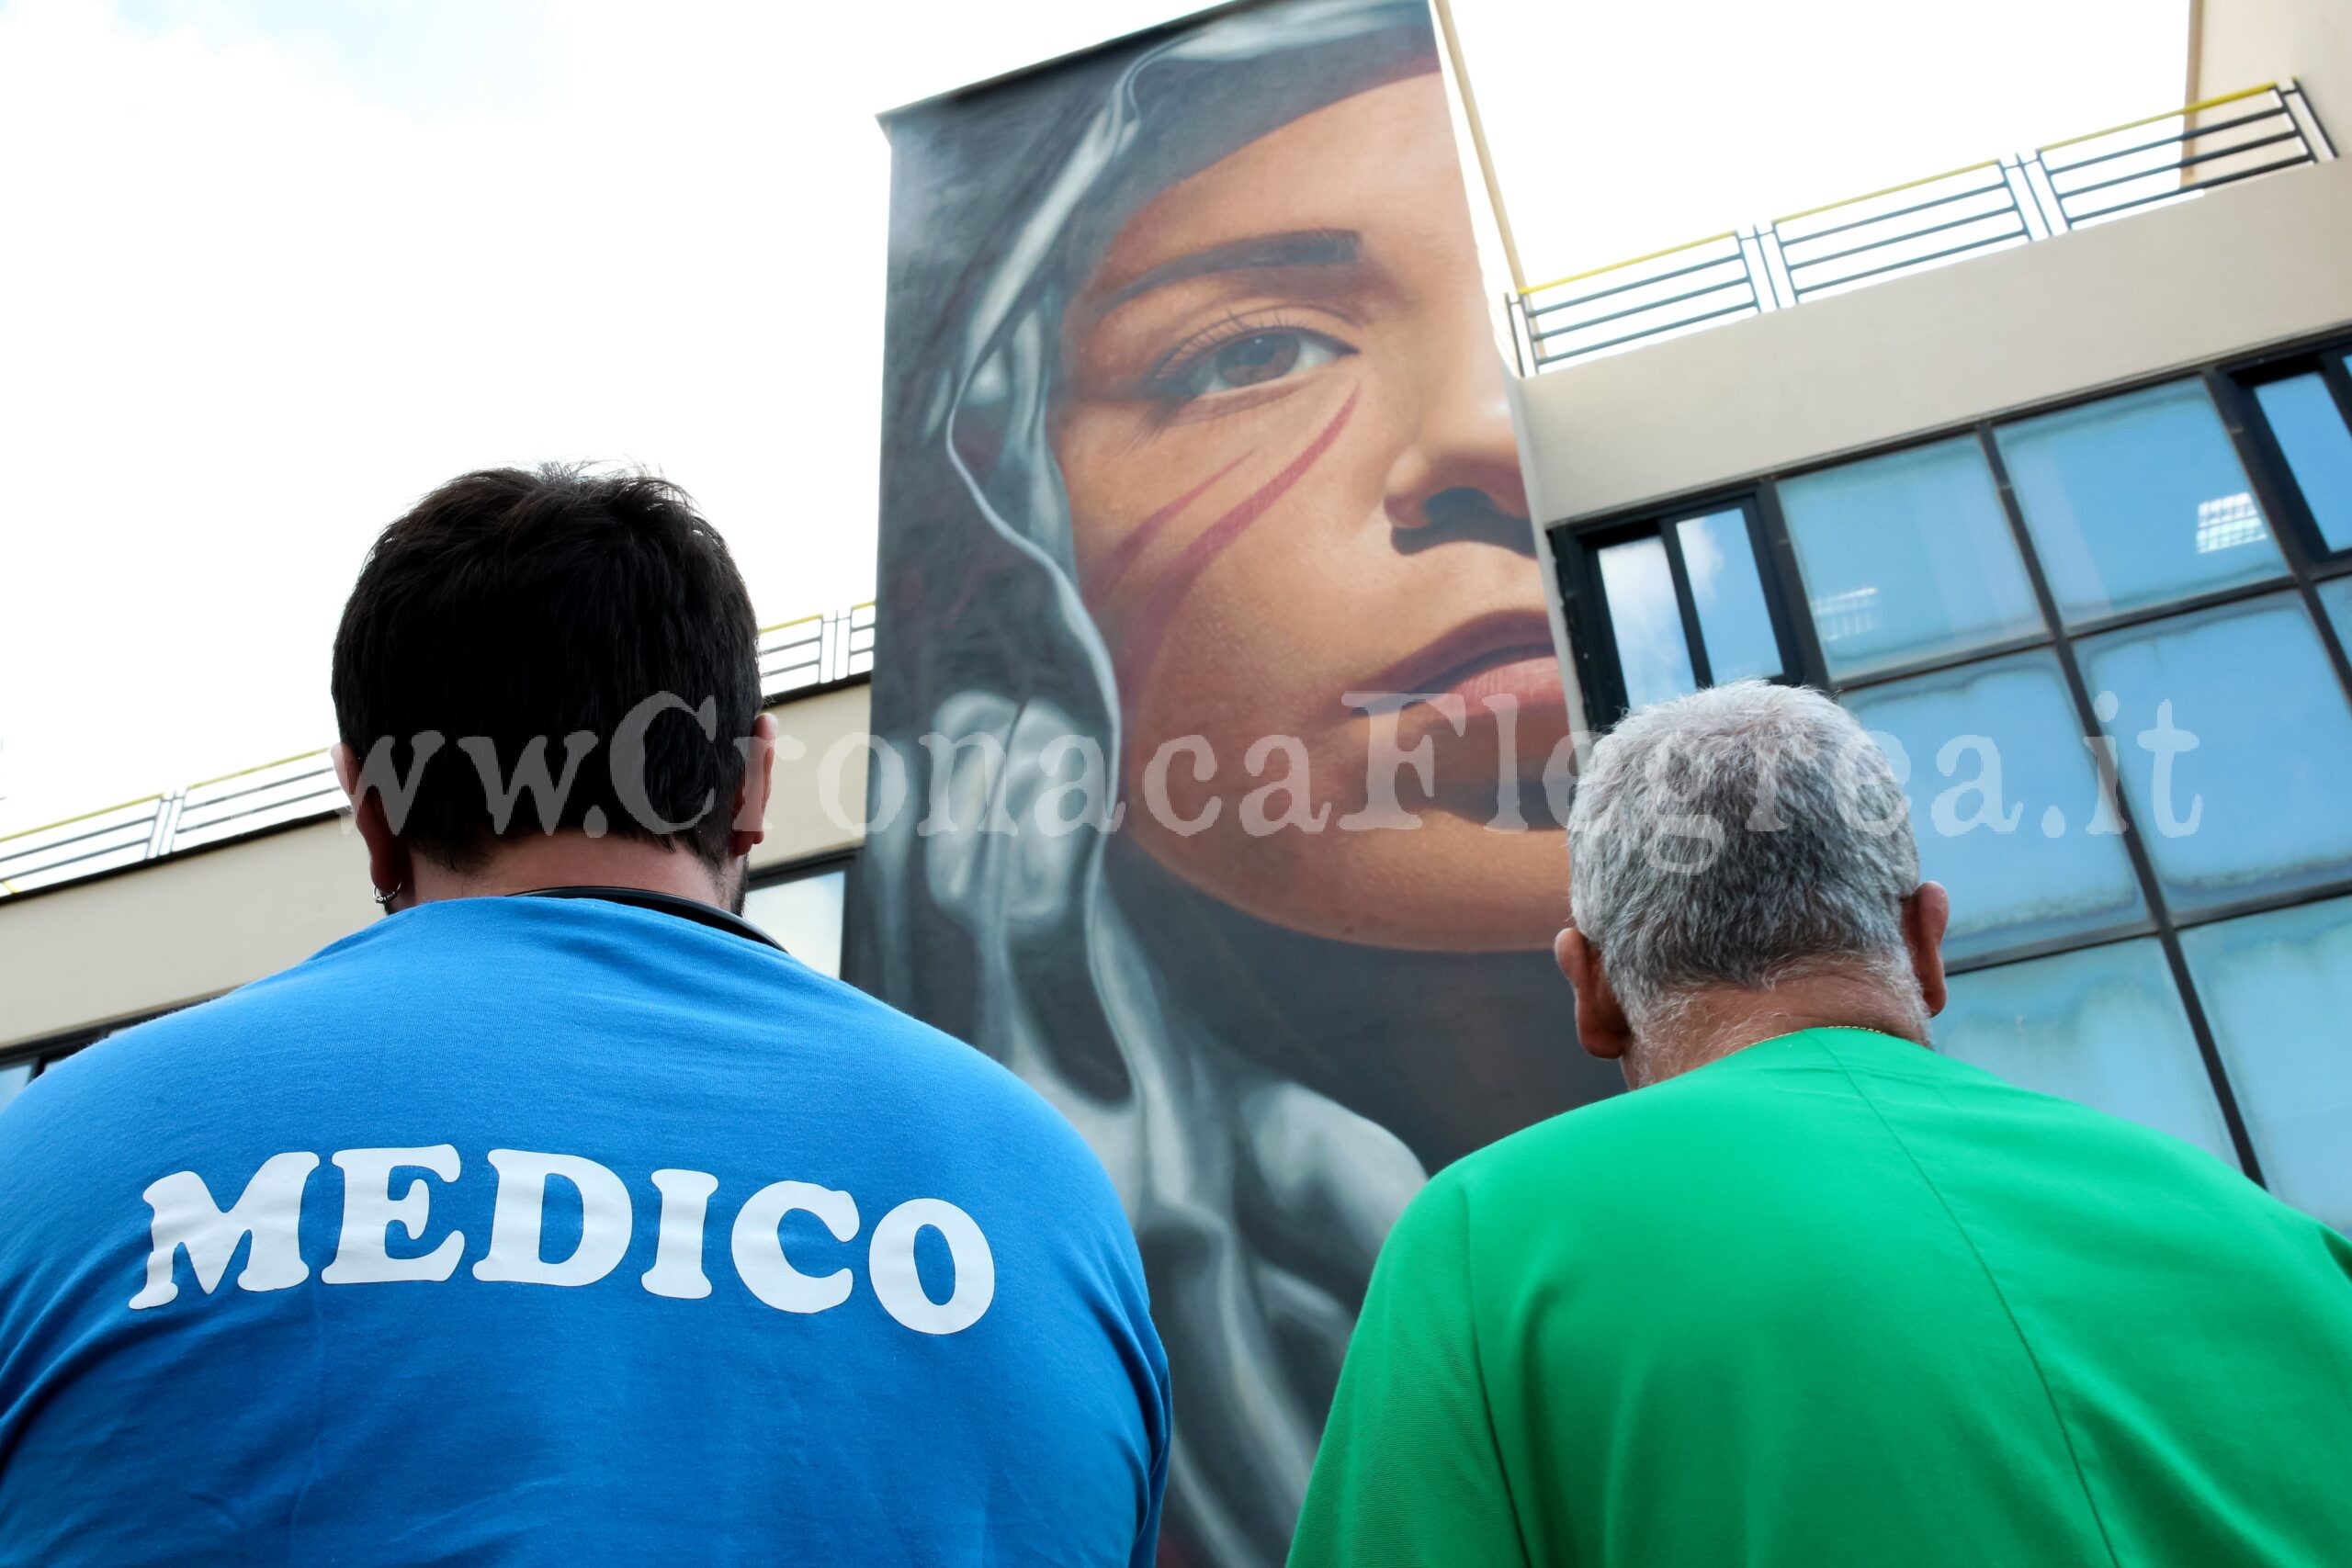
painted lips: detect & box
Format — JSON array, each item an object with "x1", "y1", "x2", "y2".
[{"x1": 1362, "y1": 609, "x2": 1566, "y2": 709}]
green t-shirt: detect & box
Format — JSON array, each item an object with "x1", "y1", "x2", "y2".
[{"x1": 1291, "y1": 1027, "x2": 2352, "y2": 1567}]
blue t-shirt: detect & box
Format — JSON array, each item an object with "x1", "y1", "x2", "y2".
[{"x1": 0, "y1": 897, "x2": 1168, "y2": 1565}]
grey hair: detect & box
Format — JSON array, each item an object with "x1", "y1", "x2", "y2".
[{"x1": 1567, "y1": 681, "x2": 1925, "y2": 1038}]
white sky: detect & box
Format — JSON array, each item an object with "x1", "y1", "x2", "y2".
[{"x1": 0, "y1": 0, "x2": 2186, "y2": 833}]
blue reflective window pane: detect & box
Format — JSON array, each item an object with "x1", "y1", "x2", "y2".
[
  {"x1": 2079, "y1": 592, "x2": 2352, "y2": 912},
  {"x1": 1597, "y1": 534, "x2": 1696, "y2": 710},
  {"x1": 1939, "y1": 940, "x2": 2238, "y2": 1168},
  {"x1": 0, "y1": 1063, "x2": 30, "y2": 1116},
  {"x1": 1842, "y1": 651, "x2": 2145, "y2": 963},
  {"x1": 1779, "y1": 436, "x2": 2041, "y2": 678},
  {"x1": 2179, "y1": 896, "x2": 2352, "y2": 1230},
  {"x1": 1996, "y1": 379, "x2": 2285, "y2": 623},
  {"x1": 1675, "y1": 508, "x2": 1781, "y2": 682},
  {"x1": 742, "y1": 867, "x2": 846, "y2": 977},
  {"x1": 2322, "y1": 576, "x2": 2352, "y2": 649},
  {"x1": 2254, "y1": 372, "x2": 2352, "y2": 552}
]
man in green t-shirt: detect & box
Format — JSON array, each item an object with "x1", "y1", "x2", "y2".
[{"x1": 1292, "y1": 682, "x2": 2352, "y2": 1568}]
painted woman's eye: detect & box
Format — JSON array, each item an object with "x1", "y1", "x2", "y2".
[{"x1": 1178, "y1": 329, "x2": 1349, "y2": 399}]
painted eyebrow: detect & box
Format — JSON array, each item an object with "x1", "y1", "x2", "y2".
[{"x1": 1093, "y1": 229, "x2": 1361, "y2": 312}]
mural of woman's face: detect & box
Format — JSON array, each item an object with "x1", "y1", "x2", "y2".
[{"x1": 1056, "y1": 72, "x2": 1566, "y2": 953}]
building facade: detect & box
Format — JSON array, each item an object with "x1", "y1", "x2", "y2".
[
  {"x1": 0, "y1": 5, "x2": 2346, "y2": 1566},
  {"x1": 1517, "y1": 3, "x2": 2352, "y2": 1234}
]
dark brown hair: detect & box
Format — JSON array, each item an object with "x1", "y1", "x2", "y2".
[{"x1": 331, "y1": 465, "x2": 761, "y2": 871}]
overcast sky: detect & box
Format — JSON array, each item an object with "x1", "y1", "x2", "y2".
[{"x1": 0, "y1": 0, "x2": 2186, "y2": 833}]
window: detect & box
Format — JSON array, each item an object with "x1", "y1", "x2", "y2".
[
  {"x1": 1546, "y1": 333, "x2": 2352, "y2": 1229},
  {"x1": 2076, "y1": 592, "x2": 2352, "y2": 914},
  {"x1": 2322, "y1": 576, "x2": 2352, "y2": 647},
  {"x1": 1777, "y1": 436, "x2": 2041, "y2": 679},
  {"x1": 1566, "y1": 501, "x2": 1792, "y2": 722},
  {"x1": 1594, "y1": 535, "x2": 1694, "y2": 710},
  {"x1": 1676, "y1": 508, "x2": 1781, "y2": 682},
  {"x1": 2178, "y1": 896, "x2": 2352, "y2": 1232},
  {"x1": 1842, "y1": 651, "x2": 2143, "y2": 963},
  {"x1": 1996, "y1": 379, "x2": 2285, "y2": 623},
  {"x1": 1939, "y1": 939, "x2": 2238, "y2": 1168},
  {"x1": 742, "y1": 863, "x2": 849, "y2": 978},
  {"x1": 2252, "y1": 366, "x2": 2352, "y2": 553}
]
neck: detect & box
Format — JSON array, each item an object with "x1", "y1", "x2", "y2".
[
  {"x1": 406, "y1": 832, "x2": 735, "y2": 911},
  {"x1": 1626, "y1": 971, "x2": 1928, "y2": 1089}
]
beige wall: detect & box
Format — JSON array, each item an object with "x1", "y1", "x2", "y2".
[
  {"x1": 0, "y1": 819, "x2": 378, "y2": 1050},
  {"x1": 2194, "y1": 0, "x2": 2352, "y2": 122},
  {"x1": 1512, "y1": 153, "x2": 2352, "y2": 527},
  {"x1": 746, "y1": 683, "x2": 873, "y2": 873},
  {"x1": 0, "y1": 683, "x2": 872, "y2": 1054}
]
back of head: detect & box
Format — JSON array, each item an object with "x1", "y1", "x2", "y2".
[
  {"x1": 1566, "y1": 681, "x2": 1924, "y2": 1047},
  {"x1": 330, "y1": 464, "x2": 762, "y2": 874}
]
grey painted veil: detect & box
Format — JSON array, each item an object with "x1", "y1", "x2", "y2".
[{"x1": 859, "y1": 5, "x2": 1445, "y2": 1562}]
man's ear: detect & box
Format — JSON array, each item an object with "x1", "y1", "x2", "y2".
[
  {"x1": 729, "y1": 712, "x2": 779, "y2": 860},
  {"x1": 1904, "y1": 880, "x2": 1951, "y2": 1018},
  {"x1": 334, "y1": 742, "x2": 413, "y2": 909},
  {"x1": 1555, "y1": 925, "x2": 1635, "y2": 1066}
]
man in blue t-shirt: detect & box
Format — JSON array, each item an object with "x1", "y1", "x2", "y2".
[{"x1": 0, "y1": 466, "x2": 1169, "y2": 1564}]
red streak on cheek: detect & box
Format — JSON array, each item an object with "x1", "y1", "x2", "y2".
[
  {"x1": 1083, "y1": 453, "x2": 1251, "y2": 604},
  {"x1": 1114, "y1": 388, "x2": 1362, "y2": 702}
]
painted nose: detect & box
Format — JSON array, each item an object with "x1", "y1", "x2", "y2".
[{"x1": 1383, "y1": 355, "x2": 1529, "y2": 533}]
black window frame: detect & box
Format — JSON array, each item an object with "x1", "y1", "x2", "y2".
[
  {"x1": 1542, "y1": 323, "x2": 2352, "y2": 1191},
  {"x1": 743, "y1": 850, "x2": 859, "y2": 978},
  {"x1": 1555, "y1": 492, "x2": 1815, "y2": 725}
]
